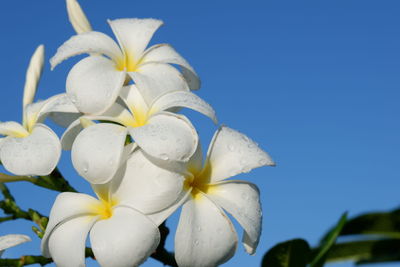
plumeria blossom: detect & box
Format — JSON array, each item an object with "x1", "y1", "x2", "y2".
[
  {"x1": 50, "y1": 16, "x2": 200, "y2": 115},
  {"x1": 61, "y1": 84, "x2": 216, "y2": 184},
  {"x1": 148, "y1": 126, "x2": 275, "y2": 267},
  {"x1": 41, "y1": 148, "x2": 187, "y2": 267},
  {"x1": 0, "y1": 45, "x2": 77, "y2": 176},
  {"x1": 0, "y1": 234, "x2": 31, "y2": 257}
]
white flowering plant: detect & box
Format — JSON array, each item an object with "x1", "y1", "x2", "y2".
[{"x1": 0, "y1": 1, "x2": 395, "y2": 267}]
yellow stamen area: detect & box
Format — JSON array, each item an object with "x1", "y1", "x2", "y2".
[
  {"x1": 116, "y1": 52, "x2": 142, "y2": 72},
  {"x1": 184, "y1": 164, "x2": 215, "y2": 201},
  {"x1": 88, "y1": 198, "x2": 118, "y2": 220},
  {"x1": 131, "y1": 108, "x2": 148, "y2": 127}
]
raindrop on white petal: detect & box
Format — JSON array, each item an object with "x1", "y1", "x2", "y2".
[
  {"x1": 82, "y1": 162, "x2": 89, "y2": 173},
  {"x1": 228, "y1": 144, "x2": 235, "y2": 152},
  {"x1": 240, "y1": 158, "x2": 247, "y2": 165},
  {"x1": 196, "y1": 226, "x2": 202, "y2": 232},
  {"x1": 241, "y1": 192, "x2": 249, "y2": 200},
  {"x1": 194, "y1": 239, "x2": 200, "y2": 246},
  {"x1": 109, "y1": 158, "x2": 114, "y2": 166},
  {"x1": 259, "y1": 159, "x2": 267, "y2": 165},
  {"x1": 242, "y1": 166, "x2": 251, "y2": 173},
  {"x1": 160, "y1": 135, "x2": 167, "y2": 141},
  {"x1": 22, "y1": 144, "x2": 28, "y2": 150},
  {"x1": 159, "y1": 153, "x2": 169, "y2": 161},
  {"x1": 247, "y1": 143, "x2": 255, "y2": 149},
  {"x1": 70, "y1": 95, "x2": 77, "y2": 104}
]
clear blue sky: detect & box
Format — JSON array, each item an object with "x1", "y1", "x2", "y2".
[{"x1": 0, "y1": 0, "x2": 399, "y2": 266}]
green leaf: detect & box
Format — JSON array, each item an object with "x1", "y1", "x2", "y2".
[
  {"x1": 261, "y1": 239, "x2": 311, "y2": 267},
  {"x1": 320, "y1": 239, "x2": 400, "y2": 264},
  {"x1": 340, "y1": 209, "x2": 400, "y2": 238},
  {"x1": 310, "y1": 212, "x2": 347, "y2": 267}
]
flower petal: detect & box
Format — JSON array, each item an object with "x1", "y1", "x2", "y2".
[
  {"x1": 50, "y1": 31, "x2": 123, "y2": 68},
  {"x1": 66, "y1": 0, "x2": 92, "y2": 34},
  {"x1": 0, "y1": 124, "x2": 61, "y2": 176},
  {"x1": 119, "y1": 85, "x2": 149, "y2": 117},
  {"x1": 90, "y1": 206, "x2": 160, "y2": 267},
  {"x1": 0, "y1": 122, "x2": 28, "y2": 138},
  {"x1": 110, "y1": 150, "x2": 184, "y2": 214},
  {"x1": 142, "y1": 44, "x2": 200, "y2": 90},
  {"x1": 175, "y1": 194, "x2": 237, "y2": 267},
  {"x1": 206, "y1": 181, "x2": 262, "y2": 254},
  {"x1": 60, "y1": 106, "x2": 130, "y2": 151},
  {"x1": 41, "y1": 192, "x2": 100, "y2": 257},
  {"x1": 108, "y1": 18, "x2": 163, "y2": 62},
  {"x1": 31, "y1": 93, "x2": 81, "y2": 128},
  {"x1": 71, "y1": 123, "x2": 128, "y2": 184},
  {"x1": 148, "y1": 189, "x2": 191, "y2": 226},
  {"x1": 23, "y1": 45, "x2": 44, "y2": 109},
  {"x1": 67, "y1": 55, "x2": 126, "y2": 114},
  {"x1": 0, "y1": 234, "x2": 31, "y2": 253},
  {"x1": 128, "y1": 112, "x2": 198, "y2": 162},
  {"x1": 47, "y1": 215, "x2": 97, "y2": 267},
  {"x1": 130, "y1": 62, "x2": 189, "y2": 106},
  {"x1": 150, "y1": 90, "x2": 217, "y2": 124},
  {"x1": 207, "y1": 126, "x2": 275, "y2": 183}
]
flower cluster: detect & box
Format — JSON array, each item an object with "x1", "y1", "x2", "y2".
[{"x1": 0, "y1": 0, "x2": 275, "y2": 266}]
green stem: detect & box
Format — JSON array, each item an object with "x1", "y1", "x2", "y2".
[{"x1": 0, "y1": 168, "x2": 77, "y2": 193}]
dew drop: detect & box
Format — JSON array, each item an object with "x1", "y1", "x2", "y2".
[
  {"x1": 109, "y1": 159, "x2": 114, "y2": 166},
  {"x1": 159, "y1": 153, "x2": 169, "y2": 161},
  {"x1": 196, "y1": 226, "x2": 202, "y2": 232},
  {"x1": 22, "y1": 144, "x2": 28, "y2": 150},
  {"x1": 247, "y1": 143, "x2": 255, "y2": 149},
  {"x1": 82, "y1": 162, "x2": 89, "y2": 173},
  {"x1": 242, "y1": 166, "x2": 251, "y2": 173},
  {"x1": 241, "y1": 192, "x2": 249, "y2": 200},
  {"x1": 259, "y1": 159, "x2": 267, "y2": 165},
  {"x1": 228, "y1": 144, "x2": 235, "y2": 152},
  {"x1": 70, "y1": 95, "x2": 77, "y2": 104},
  {"x1": 194, "y1": 239, "x2": 200, "y2": 246}
]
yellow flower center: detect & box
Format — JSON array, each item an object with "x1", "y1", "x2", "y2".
[
  {"x1": 184, "y1": 164, "x2": 214, "y2": 200},
  {"x1": 116, "y1": 52, "x2": 142, "y2": 72},
  {"x1": 89, "y1": 198, "x2": 118, "y2": 220}
]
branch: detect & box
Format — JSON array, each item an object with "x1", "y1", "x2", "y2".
[{"x1": 0, "y1": 168, "x2": 77, "y2": 193}]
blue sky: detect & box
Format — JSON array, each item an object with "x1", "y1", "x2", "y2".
[{"x1": 0, "y1": 0, "x2": 399, "y2": 266}]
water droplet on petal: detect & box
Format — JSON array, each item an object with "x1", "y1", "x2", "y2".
[
  {"x1": 160, "y1": 135, "x2": 167, "y2": 141},
  {"x1": 196, "y1": 226, "x2": 202, "y2": 232},
  {"x1": 242, "y1": 166, "x2": 251, "y2": 173},
  {"x1": 228, "y1": 144, "x2": 235, "y2": 152},
  {"x1": 109, "y1": 159, "x2": 114, "y2": 166},
  {"x1": 70, "y1": 95, "x2": 77, "y2": 104},
  {"x1": 194, "y1": 239, "x2": 200, "y2": 246},
  {"x1": 159, "y1": 153, "x2": 169, "y2": 161},
  {"x1": 82, "y1": 162, "x2": 89, "y2": 173},
  {"x1": 22, "y1": 144, "x2": 28, "y2": 150},
  {"x1": 240, "y1": 158, "x2": 247, "y2": 165},
  {"x1": 241, "y1": 192, "x2": 249, "y2": 200},
  {"x1": 259, "y1": 159, "x2": 267, "y2": 165}
]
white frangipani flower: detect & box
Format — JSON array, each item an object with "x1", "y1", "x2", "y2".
[
  {"x1": 149, "y1": 126, "x2": 275, "y2": 267},
  {"x1": 0, "y1": 234, "x2": 31, "y2": 257},
  {"x1": 61, "y1": 84, "x2": 216, "y2": 184},
  {"x1": 41, "y1": 149, "x2": 185, "y2": 267},
  {"x1": 0, "y1": 45, "x2": 77, "y2": 176},
  {"x1": 51, "y1": 17, "x2": 199, "y2": 115}
]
